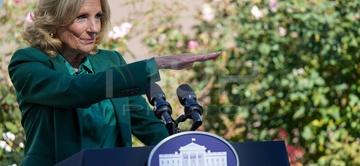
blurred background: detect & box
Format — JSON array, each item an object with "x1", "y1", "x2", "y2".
[{"x1": 1, "y1": 0, "x2": 360, "y2": 165}]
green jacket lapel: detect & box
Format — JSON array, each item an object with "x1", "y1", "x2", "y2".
[
  {"x1": 88, "y1": 52, "x2": 133, "y2": 147},
  {"x1": 51, "y1": 54, "x2": 84, "y2": 141}
]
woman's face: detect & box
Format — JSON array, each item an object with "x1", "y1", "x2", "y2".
[{"x1": 56, "y1": 0, "x2": 103, "y2": 56}]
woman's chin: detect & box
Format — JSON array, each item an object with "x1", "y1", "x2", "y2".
[{"x1": 79, "y1": 46, "x2": 95, "y2": 55}]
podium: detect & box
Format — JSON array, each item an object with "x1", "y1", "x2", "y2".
[{"x1": 56, "y1": 141, "x2": 290, "y2": 166}]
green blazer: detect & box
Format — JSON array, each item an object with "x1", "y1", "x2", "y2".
[{"x1": 8, "y1": 47, "x2": 169, "y2": 166}]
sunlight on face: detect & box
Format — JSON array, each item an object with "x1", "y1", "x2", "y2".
[{"x1": 56, "y1": 0, "x2": 103, "y2": 56}]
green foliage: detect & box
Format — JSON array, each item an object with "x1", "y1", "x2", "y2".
[
  {"x1": 0, "y1": 0, "x2": 33, "y2": 165},
  {"x1": 139, "y1": 0, "x2": 360, "y2": 165}
]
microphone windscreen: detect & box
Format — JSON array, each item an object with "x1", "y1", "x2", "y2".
[
  {"x1": 176, "y1": 84, "x2": 195, "y2": 98},
  {"x1": 145, "y1": 83, "x2": 165, "y2": 102}
]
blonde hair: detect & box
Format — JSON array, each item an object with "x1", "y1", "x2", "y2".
[{"x1": 23, "y1": 0, "x2": 111, "y2": 57}]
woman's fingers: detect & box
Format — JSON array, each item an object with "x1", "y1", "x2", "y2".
[
  {"x1": 155, "y1": 51, "x2": 221, "y2": 70},
  {"x1": 197, "y1": 51, "x2": 221, "y2": 61},
  {"x1": 182, "y1": 51, "x2": 221, "y2": 63}
]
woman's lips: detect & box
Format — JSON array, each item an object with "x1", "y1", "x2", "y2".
[{"x1": 84, "y1": 39, "x2": 95, "y2": 43}]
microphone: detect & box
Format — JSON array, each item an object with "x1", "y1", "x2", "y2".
[
  {"x1": 145, "y1": 83, "x2": 174, "y2": 135},
  {"x1": 176, "y1": 84, "x2": 203, "y2": 131}
]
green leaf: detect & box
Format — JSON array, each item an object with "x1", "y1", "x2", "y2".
[
  {"x1": 349, "y1": 94, "x2": 359, "y2": 107},
  {"x1": 290, "y1": 93, "x2": 298, "y2": 101},
  {"x1": 293, "y1": 106, "x2": 305, "y2": 119},
  {"x1": 5, "y1": 121, "x2": 19, "y2": 133},
  {"x1": 341, "y1": 36, "x2": 351, "y2": 44},
  {"x1": 280, "y1": 78, "x2": 290, "y2": 87},
  {"x1": 349, "y1": 38, "x2": 358, "y2": 47},
  {"x1": 302, "y1": 126, "x2": 313, "y2": 140},
  {"x1": 271, "y1": 44, "x2": 280, "y2": 51},
  {"x1": 258, "y1": 43, "x2": 271, "y2": 56},
  {"x1": 332, "y1": 130, "x2": 341, "y2": 140},
  {"x1": 320, "y1": 94, "x2": 329, "y2": 106},
  {"x1": 334, "y1": 83, "x2": 347, "y2": 92},
  {"x1": 301, "y1": 13, "x2": 311, "y2": 21},
  {"x1": 327, "y1": 106, "x2": 340, "y2": 120}
]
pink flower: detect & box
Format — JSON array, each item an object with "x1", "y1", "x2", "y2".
[
  {"x1": 202, "y1": 4, "x2": 215, "y2": 22},
  {"x1": 251, "y1": 5, "x2": 263, "y2": 20},
  {"x1": 108, "y1": 22, "x2": 133, "y2": 40},
  {"x1": 203, "y1": 14, "x2": 215, "y2": 22},
  {"x1": 279, "y1": 26, "x2": 287, "y2": 37},
  {"x1": 286, "y1": 144, "x2": 295, "y2": 152},
  {"x1": 119, "y1": 22, "x2": 132, "y2": 36},
  {"x1": 108, "y1": 27, "x2": 122, "y2": 40},
  {"x1": 269, "y1": 0, "x2": 278, "y2": 8},
  {"x1": 293, "y1": 148, "x2": 305, "y2": 158},
  {"x1": 25, "y1": 12, "x2": 34, "y2": 23},
  {"x1": 290, "y1": 31, "x2": 298, "y2": 38},
  {"x1": 286, "y1": 144, "x2": 305, "y2": 164},
  {"x1": 176, "y1": 41, "x2": 184, "y2": 48},
  {"x1": 187, "y1": 41, "x2": 199, "y2": 49},
  {"x1": 14, "y1": 0, "x2": 21, "y2": 2},
  {"x1": 278, "y1": 128, "x2": 290, "y2": 140}
]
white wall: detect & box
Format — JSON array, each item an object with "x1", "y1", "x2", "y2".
[{"x1": 107, "y1": 0, "x2": 204, "y2": 62}]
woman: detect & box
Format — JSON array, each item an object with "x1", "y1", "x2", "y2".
[{"x1": 8, "y1": 0, "x2": 220, "y2": 165}]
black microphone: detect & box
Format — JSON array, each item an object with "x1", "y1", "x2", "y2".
[
  {"x1": 145, "y1": 83, "x2": 174, "y2": 135},
  {"x1": 176, "y1": 84, "x2": 203, "y2": 131}
]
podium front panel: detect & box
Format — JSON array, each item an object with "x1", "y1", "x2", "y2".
[{"x1": 56, "y1": 141, "x2": 290, "y2": 166}]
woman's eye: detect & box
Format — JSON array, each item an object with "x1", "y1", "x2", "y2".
[
  {"x1": 95, "y1": 14, "x2": 103, "y2": 20},
  {"x1": 76, "y1": 14, "x2": 87, "y2": 20}
]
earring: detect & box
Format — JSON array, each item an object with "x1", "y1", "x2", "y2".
[{"x1": 49, "y1": 33, "x2": 54, "y2": 38}]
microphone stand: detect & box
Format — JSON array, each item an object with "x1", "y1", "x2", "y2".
[
  {"x1": 170, "y1": 113, "x2": 202, "y2": 135},
  {"x1": 163, "y1": 115, "x2": 185, "y2": 135}
]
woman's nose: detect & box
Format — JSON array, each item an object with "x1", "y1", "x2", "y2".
[{"x1": 87, "y1": 19, "x2": 100, "y2": 33}]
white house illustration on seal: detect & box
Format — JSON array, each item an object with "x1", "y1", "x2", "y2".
[{"x1": 159, "y1": 138, "x2": 227, "y2": 166}]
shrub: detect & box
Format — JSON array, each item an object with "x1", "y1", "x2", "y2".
[{"x1": 140, "y1": 0, "x2": 360, "y2": 165}]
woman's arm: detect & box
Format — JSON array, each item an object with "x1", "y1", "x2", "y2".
[
  {"x1": 9, "y1": 48, "x2": 221, "y2": 109},
  {"x1": 8, "y1": 48, "x2": 150, "y2": 108}
]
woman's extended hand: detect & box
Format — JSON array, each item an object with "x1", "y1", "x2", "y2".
[{"x1": 154, "y1": 52, "x2": 221, "y2": 70}]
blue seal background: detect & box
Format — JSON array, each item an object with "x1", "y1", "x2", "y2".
[{"x1": 150, "y1": 133, "x2": 237, "y2": 166}]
